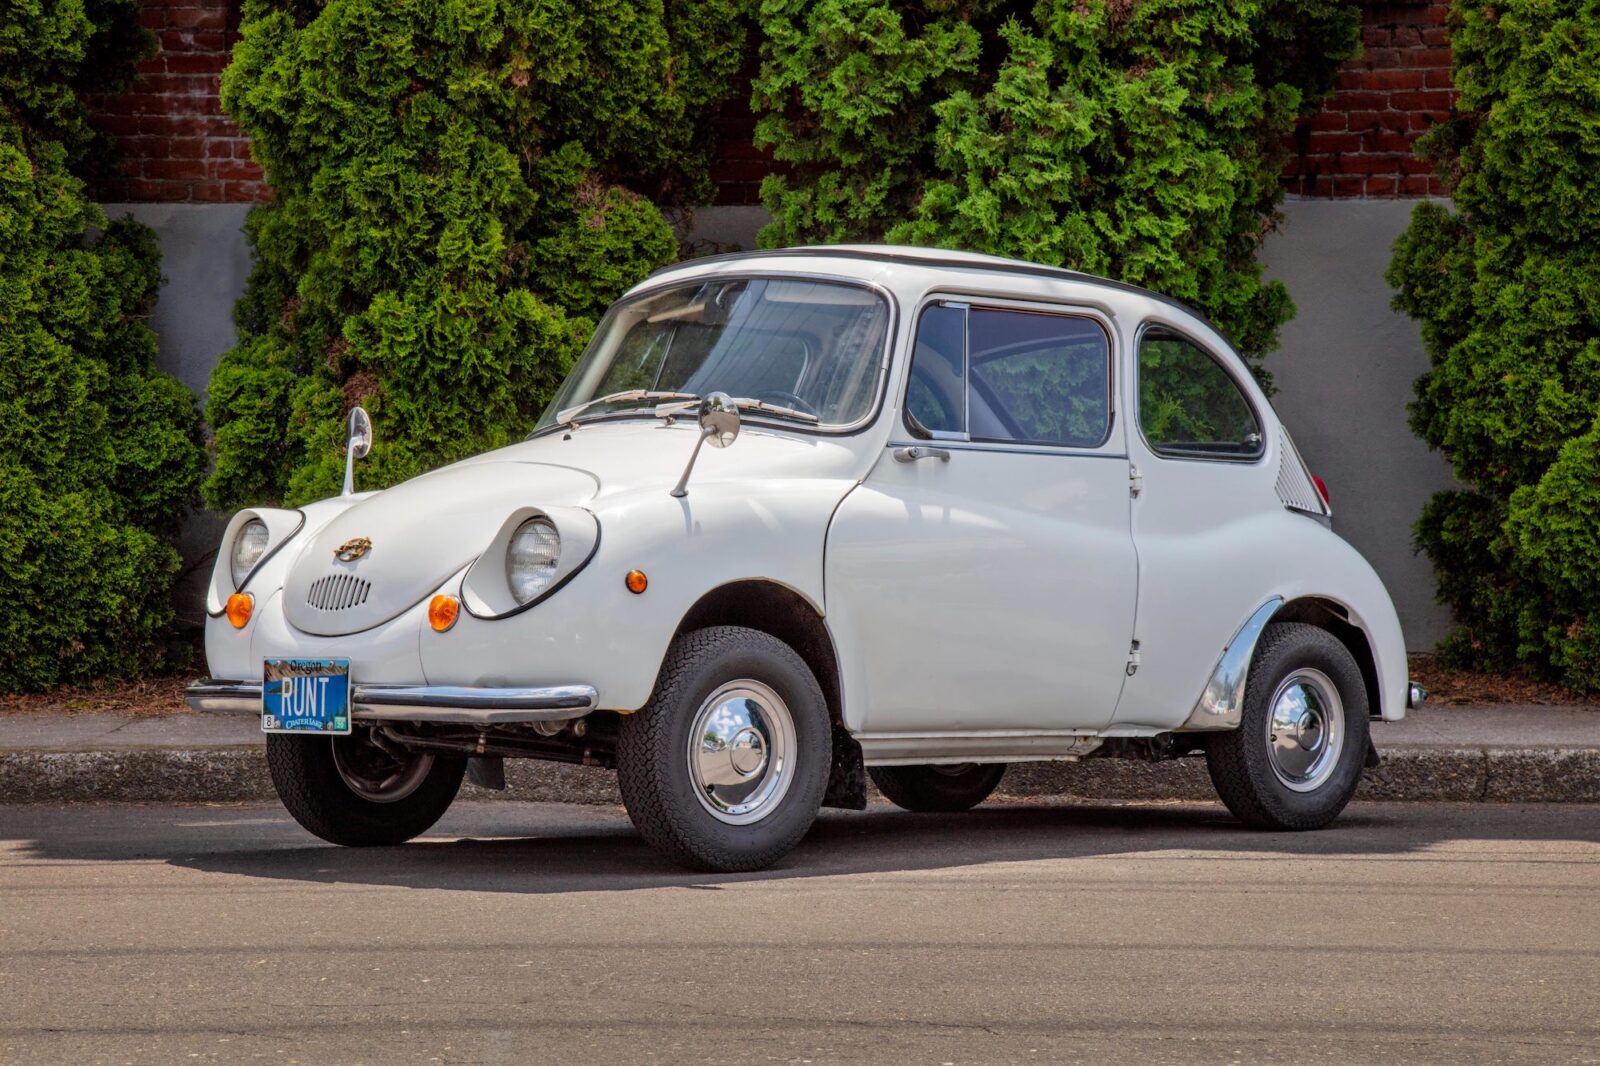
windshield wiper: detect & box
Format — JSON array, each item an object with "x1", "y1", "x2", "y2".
[
  {"x1": 732, "y1": 398, "x2": 819, "y2": 424},
  {"x1": 556, "y1": 390, "x2": 700, "y2": 429},
  {"x1": 652, "y1": 395, "x2": 820, "y2": 426}
]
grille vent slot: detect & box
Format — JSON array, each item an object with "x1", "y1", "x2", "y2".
[
  {"x1": 307, "y1": 574, "x2": 372, "y2": 610},
  {"x1": 1275, "y1": 429, "x2": 1329, "y2": 516}
]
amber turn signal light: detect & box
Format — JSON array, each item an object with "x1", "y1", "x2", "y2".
[
  {"x1": 428, "y1": 594, "x2": 460, "y2": 632},
  {"x1": 625, "y1": 570, "x2": 648, "y2": 594},
  {"x1": 225, "y1": 592, "x2": 254, "y2": 629}
]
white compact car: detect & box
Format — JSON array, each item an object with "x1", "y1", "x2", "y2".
[{"x1": 190, "y1": 245, "x2": 1422, "y2": 871}]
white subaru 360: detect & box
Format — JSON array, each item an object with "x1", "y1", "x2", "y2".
[{"x1": 190, "y1": 245, "x2": 1422, "y2": 871}]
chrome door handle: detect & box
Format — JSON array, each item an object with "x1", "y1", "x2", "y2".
[{"x1": 892, "y1": 445, "x2": 951, "y2": 464}]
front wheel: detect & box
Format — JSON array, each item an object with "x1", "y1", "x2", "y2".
[
  {"x1": 266, "y1": 729, "x2": 466, "y2": 846},
  {"x1": 1205, "y1": 622, "x2": 1370, "y2": 830},
  {"x1": 617, "y1": 626, "x2": 832, "y2": 872},
  {"x1": 869, "y1": 763, "x2": 1006, "y2": 812}
]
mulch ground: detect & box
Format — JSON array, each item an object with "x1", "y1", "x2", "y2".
[
  {"x1": 0, "y1": 654, "x2": 1593, "y2": 716},
  {"x1": 0, "y1": 676, "x2": 192, "y2": 717},
  {"x1": 1404, "y1": 653, "x2": 1591, "y2": 707}
]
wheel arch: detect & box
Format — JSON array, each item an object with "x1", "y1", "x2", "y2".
[
  {"x1": 1271, "y1": 596, "x2": 1383, "y2": 722},
  {"x1": 672, "y1": 580, "x2": 844, "y2": 728},
  {"x1": 1180, "y1": 594, "x2": 1387, "y2": 732}
]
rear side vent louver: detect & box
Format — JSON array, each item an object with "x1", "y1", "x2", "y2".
[
  {"x1": 307, "y1": 574, "x2": 372, "y2": 610},
  {"x1": 1275, "y1": 430, "x2": 1330, "y2": 517}
]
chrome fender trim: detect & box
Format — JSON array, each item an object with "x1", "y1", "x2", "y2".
[{"x1": 1177, "y1": 596, "x2": 1284, "y2": 732}]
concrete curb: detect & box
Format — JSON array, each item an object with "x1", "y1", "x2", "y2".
[{"x1": 4, "y1": 746, "x2": 1597, "y2": 805}]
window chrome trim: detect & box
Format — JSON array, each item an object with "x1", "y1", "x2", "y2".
[
  {"x1": 529, "y1": 271, "x2": 900, "y2": 441},
  {"x1": 888, "y1": 441, "x2": 1129, "y2": 461},
  {"x1": 899, "y1": 292, "x2": 1120, "y2": 455},
  {"x1": 1131, "y1": 318, "x2": 1267, "y2": 466}
]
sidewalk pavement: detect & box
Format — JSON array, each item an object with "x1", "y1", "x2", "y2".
[{"x1": 2, "y1": 705, "x2": 1597, "y2": 805}]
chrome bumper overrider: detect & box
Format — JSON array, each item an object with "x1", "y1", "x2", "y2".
[
  {"x1": 1408, "y1": 681, "x2": 1427, "y2": 709},
  {"x1": 186, "y1": 679, "x2": 597, "y2": 725}
]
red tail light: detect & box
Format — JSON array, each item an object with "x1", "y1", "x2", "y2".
[{"x1": 1311, "y1": 474, "x2": 1330, "y2": 506}]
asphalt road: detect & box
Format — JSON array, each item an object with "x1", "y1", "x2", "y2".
[{"x1": 2, "y1": 801, "x2": 1597, "y2": 1066}]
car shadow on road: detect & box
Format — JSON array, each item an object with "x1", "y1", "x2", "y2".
[{"x1": 8, "y1": 798, "x2": 1587, "y2": 895}]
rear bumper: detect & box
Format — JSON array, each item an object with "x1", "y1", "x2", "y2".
[
  {"x1": 1408, "y1": 681, "x2": 1427, "y2": 710},
  {"x1": 186, "y1": 678, "x2": 598, "y2": 725}
]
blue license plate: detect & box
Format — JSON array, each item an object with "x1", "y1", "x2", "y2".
[{"x1": 262, "y1": 658, "x2": 352, "y2": 734}]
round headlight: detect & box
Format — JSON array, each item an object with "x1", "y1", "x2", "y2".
[
  {"x1": 507, "y1": 518, "x2": 560, "y2": 604},
  {"x1": 230, "y1": 519, "x2": 270, "y2": 587}
]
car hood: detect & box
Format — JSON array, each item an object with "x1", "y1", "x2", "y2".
[
  {"x1": 461, "y1": 419, "x2": 874, "y2": 496},
  {"x1": 282, "y1": 422, "x2": 873, "y2": 637},
  {"x1": 282, "y1": 461, "x2": 599, "y2": 636}
]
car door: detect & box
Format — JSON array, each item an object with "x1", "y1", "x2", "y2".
[
  {"x1": 1112, "y1": 320, "x2": 1278, "y2": 731},
  {"x1": 826, "y1": 297, "x2": 1139, "y2": 735}
]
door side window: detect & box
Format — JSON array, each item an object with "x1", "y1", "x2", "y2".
[
  {"x1": 968, "y1": 309, "x2": 1110, "y2": 447},
  {"x1": 905, "y1": 303, "x2": 1111, "y2": 447},
  {"x1": 1137, "y1": 327, "x2": 1263, "y2": 460}
]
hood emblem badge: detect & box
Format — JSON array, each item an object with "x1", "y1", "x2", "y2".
[{"x1": 334, "y1": 536, "x2": 372, "y2": 562}]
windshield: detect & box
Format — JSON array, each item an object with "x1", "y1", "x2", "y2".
[{"x1": 535, "y1": 277, "x2": 890, "y2": 431}]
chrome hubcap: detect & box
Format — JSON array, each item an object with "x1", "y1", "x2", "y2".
[
  {"x1": 1265, "y1": 668, "x2": 1345, "y2": 793},
  {"x1": 331, "y1": 732, "x2": 434, "y2": 803},
  {"x1": 688, "y1": 680, "x2": 795, "y2": 825}
]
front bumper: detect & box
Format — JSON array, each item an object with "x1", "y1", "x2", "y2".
[{"x1": 186, "y1": 679, "x2": 597, "y2": 725}]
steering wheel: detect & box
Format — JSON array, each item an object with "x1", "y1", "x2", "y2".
[{"x1": 752, "y1": 390, "x2": 819, "y2": 418}]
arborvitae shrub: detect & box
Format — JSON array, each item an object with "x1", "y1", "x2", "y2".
[
  {"x1": 0, "y1": 0, "x2": 206, "y2": 692},
  {"x1": 206, "y1": 0, "x2": 746, "y2": 509},
  {"x1": 752, "y1": 0, "x2": 1361, "y2": 368},
  {"x1": 1388, "y1": 0, "x2": 1600, "y2": 688}
]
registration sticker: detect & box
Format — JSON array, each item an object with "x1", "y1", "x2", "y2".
[{"x1": 262, "y1": 658, "x2": 352, "y2": 735}]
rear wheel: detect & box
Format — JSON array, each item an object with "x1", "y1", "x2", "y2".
[
  {"x1": 266, "y1": 729, "x2": 465, "y2": 846},
  {"x1": 869, "y1": 763, "x2": 1006, "y2": 812},
  {"x1": 617, "y1": 626, "x2": 831, "y2": 872},
  {"x1": 1205, "y1": 622, "x2": 1369, "y2": 830}
]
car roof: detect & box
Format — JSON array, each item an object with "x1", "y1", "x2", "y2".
[{"x1": 647, "y1": 244, "x2": 1222, "y2": 337}]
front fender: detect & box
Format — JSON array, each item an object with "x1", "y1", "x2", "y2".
[{"x1": 416, "y1": 478, "x2": 852, "y2": 710}]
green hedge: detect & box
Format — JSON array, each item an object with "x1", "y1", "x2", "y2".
[
  {"x1": 204, "y1": 0, "x2": 747, "y2": 509},
  {"x1": 0, "y1": 0, "x2": 206, "y2": 692},
  {"x1": 752, "y1": 0, "x2": 1361, "y2": 369},
  {"x1": 1388, "y1": 0, "x2": 1600, "y2": 688}
]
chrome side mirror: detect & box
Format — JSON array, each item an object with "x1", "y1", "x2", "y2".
[
  {"x1": 342, "y1": 406, "x2": 373, "y2": 496},
  {"x1": 700, "y1": 392, "x2": 740, "y2": 449},
  {"x1": 670, "y1": 392, "x2": 739, "y2": 498}
]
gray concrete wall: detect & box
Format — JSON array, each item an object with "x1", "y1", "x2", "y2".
[
  {"x1": 104, "y1": 203, "x2": 255, "y2": 397},
  {"x1": 117, "y1": 200, "x2": 1456, "y2": 649},
  {"x1": 1259, "y1": 199, "x2": 1457, "y2": 649},
  {"x1": 105, "y1": 203, "x2": 253, "y2": 627}
]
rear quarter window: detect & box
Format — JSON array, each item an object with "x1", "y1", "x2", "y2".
[{"x1": 1137, "y1": 326, "x2": 1262, "y2": 460}]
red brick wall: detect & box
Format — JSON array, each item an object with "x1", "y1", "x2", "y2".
[
  {"x1": 1282, "y1": 2, "x2": 1457, "y2": 197},
  {"x1": 89, "y1": 0, "x2": 267, "y2": 203},
  {"x1": 88, "y1": 1, "x2": 1454, "y2": 206}
]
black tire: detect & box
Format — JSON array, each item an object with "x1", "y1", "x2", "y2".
[
  {"x1": 869, "y1": 763, "x2": 1006, "y2": 812},
  {"x1": 266, "y1": 731, "x2": 466, "y2": 846},
  {"x1": 1205, "y1": 622, "x2": 1370, "y2": 830},
  {"x1": 617, "y1": 626, "x2": 831, "y2": 872}
]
